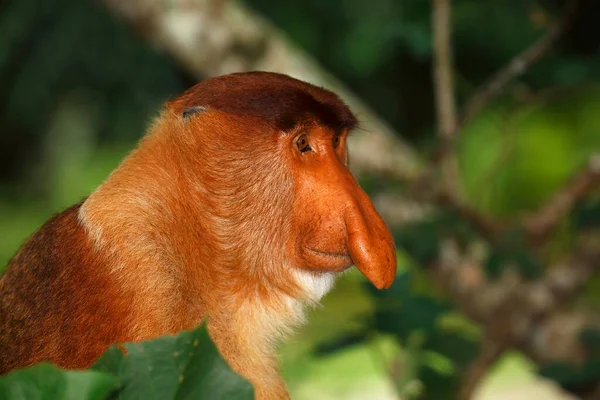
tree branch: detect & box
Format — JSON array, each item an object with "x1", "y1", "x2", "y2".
[
  {"x1": 523, "y1": 153, "x2": 600, "y2": 242},
  {"x1": 418, "y1": 151, "x2": 600, "y2": 245},
  {"x1": 435, "y1": 192, "x2": 503, "y2": 240},
  {"x1": 423, "y1": 0, "x2": 583, "y2": 246},
  {"x1": 429, "y1": 234, "x2": 600, "y2": 367},
  {"x1": 432, "y1": 0, "x2": 468, "y2": 223},
  {"x1": 432, "y1": 0, "x2": 457, "y2": 142},
  {"x1": 459, "y1": 1, "x2": 578, "y2": 128},
  {"x1": 459, "y1": 331, "x2": 510, "y2": 400},
  {"x1": 100, "y1": 0, "x2": 424, "y2": 183}
]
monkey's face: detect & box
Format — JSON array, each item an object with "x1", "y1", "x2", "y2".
[
  {"x1": 167, "y1": 71, "x2": 396, "y2": 289},
  {"x1": 286, "y1": 125, "x2": 397, "y2": 289}
]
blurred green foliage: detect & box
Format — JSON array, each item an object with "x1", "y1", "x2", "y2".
[
  {"x1": 460, "y1": 90, "x2": 600, "y2": 217},
  {"x1": 0, "y1": 364, "x2": 119, "y2": 400}
]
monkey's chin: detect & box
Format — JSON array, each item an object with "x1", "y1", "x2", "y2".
[{"x1": 303, "y1": 247, "x2": 354, "y2": 272}]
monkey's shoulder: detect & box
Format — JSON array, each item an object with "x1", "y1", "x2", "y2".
[{"x1": 2, "y1": 200, "x2": 89, "y2": 283}]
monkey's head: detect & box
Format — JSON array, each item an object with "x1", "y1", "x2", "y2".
[{"x1": 165, "y1": 72, "x2": 396, "y2": 290}]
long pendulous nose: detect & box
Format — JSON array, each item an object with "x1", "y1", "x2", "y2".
[{"x1": 344, "y1": 181, "x2": 397, "y2": 289}]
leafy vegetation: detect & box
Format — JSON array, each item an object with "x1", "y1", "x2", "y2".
[{"x1": 0, "y1": 326, "x2": 253, "y2": 400}]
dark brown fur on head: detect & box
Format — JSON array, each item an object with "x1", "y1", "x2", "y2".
[{"x1": 170, "y1": 71, "x2": 358, "y2": 133}]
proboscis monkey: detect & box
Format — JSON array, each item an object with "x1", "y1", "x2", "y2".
[{"x1": 0, "y1": 72, "x2": 396, "y2": 399}]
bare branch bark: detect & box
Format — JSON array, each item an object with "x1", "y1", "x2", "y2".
[
  {"x1": 428, "y1": 234, "x2": 600, "y2": 366},
  {"x1": 586, "y1": 384, "x2": 600, "y2": 400},
  {"x1": 432, "y1": 0, "x2": 457, "y2": 142},
  {"x1": 431, "y1": 0, "x2": 468, "y2": 229},
  {"x1": 100, "y1": 0, "x2": 424, "y2": 183},
  {"x1": 460, "y1": 333, "x2": 509, "y2": 400}
]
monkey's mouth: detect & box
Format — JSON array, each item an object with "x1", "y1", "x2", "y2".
[{"x1": 305, "y1": 247, "x2": 353, "y2": 271}]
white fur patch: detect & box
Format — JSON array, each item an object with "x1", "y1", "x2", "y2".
[
  {"x1": 293, "y1": 270, "x2": 337, "y2": 303},
  {"x1": 77, "y1": 201, "x2": 105, "y2": 250}
]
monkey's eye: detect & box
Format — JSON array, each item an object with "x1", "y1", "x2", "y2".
[
  {"x1": 332, "y1": 135, "x2": 341, "y2": 148},
  {"x1": 296, "y1": 134, "x2": 312, "y2": 153}
]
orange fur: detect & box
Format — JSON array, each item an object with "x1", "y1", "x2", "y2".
[{"x1": 0, "y1": 72, "x2": 396, "y2": 399}]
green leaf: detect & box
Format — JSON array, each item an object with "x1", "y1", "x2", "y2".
[
  {"x1": 422, "y1": 332, "x2": 479, "y2": 372},
  {"x1": 92, "y1": 325, "x2": 253, "y2": 400},
  {"x1": 539, "y1": 358, "x2": 600, "y2": 390},
  {"x1": 366, "y1": 271, "x2": 412, "y2": 300},
  {"x1": 485, "y1": 250, "x2": 504, "y2": 280},
  {"x1": 437, "y1": 211, "x2": 478, "y2": 247},
  {"x1": 486, "y1": 228, "x2": 544, "y2": 280},
  {"x1": 374, "y1": 296, "x2": 450, "y2": 341},
  {"x1": 313, "y1": 332, "x2": 369, "y2": 356},
  {"x1": 393, "y1": 220, "x2": 441, "y2": 266},
  {"x1": 420, "y1": 351, "x2": 455, "y2": 376},
  {"x1": 580, "y1": 327, "x2": 600, "y2": 356},
  {"x1": 0, "y1": 363, "x2": 119, "y2": 400},
  {"x1": 419, "y1": 366, "x2": 459, "y2": 400},
  {"x1": 511, "y1": 248, "x2": 543, "y2": 280},
  {"x1": 574, "y1": 201, "x2": 600, "y2": 229}
]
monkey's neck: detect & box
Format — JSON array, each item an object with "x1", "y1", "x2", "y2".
[{"x1": 79, "y1": 137, "x2": 337, "y2": 342}]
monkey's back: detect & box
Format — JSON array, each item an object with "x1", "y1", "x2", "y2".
[{"x1": 0, "y1": 202, "x2": 133, "y2": 374}]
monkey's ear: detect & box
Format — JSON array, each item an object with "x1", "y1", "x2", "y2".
[{"x1": 182, "y1": 106, "x2": 207, "y2": 120}]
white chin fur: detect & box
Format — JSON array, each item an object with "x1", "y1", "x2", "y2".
[{"x1": 293, "y1": 270, "x2": 337, "y2": 302}]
